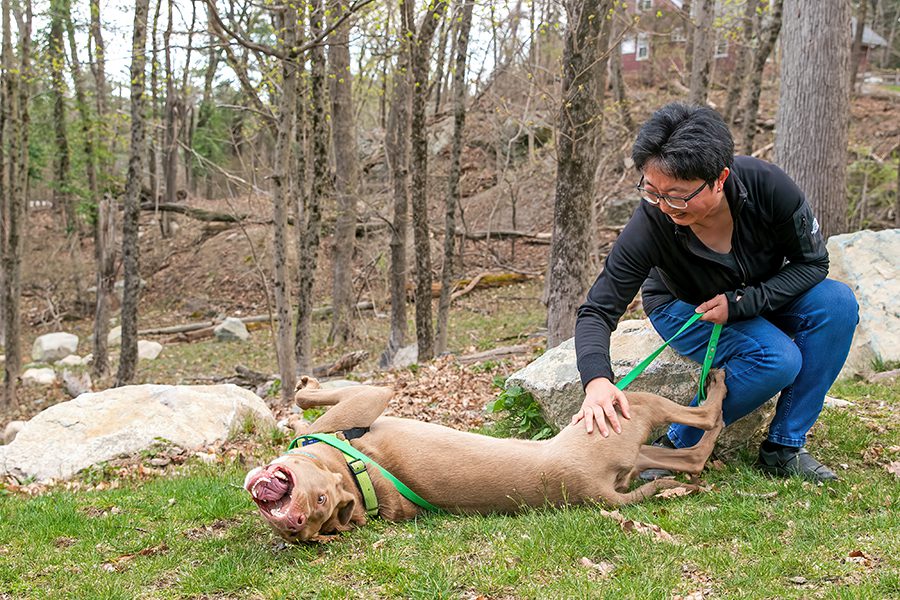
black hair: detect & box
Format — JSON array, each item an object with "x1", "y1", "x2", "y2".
[{"x1": 631, "y1": 102, "x2": 734, "y2": 184}]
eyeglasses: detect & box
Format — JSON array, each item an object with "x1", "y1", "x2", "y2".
[{"x1": 636, "y1": 176, "x2": 709, "y2": 210}]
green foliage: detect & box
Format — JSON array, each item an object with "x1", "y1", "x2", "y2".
[
  {"x1": 847, "y1": 149, "x2": 898, "y2": 228},
  {"x1": 486, "y1": 377, "x2": 554, "y2": 440}
]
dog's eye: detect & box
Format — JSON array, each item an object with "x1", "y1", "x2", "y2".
[{"x1": 317, "y1": 494, "x2": 326, "y2": 504}]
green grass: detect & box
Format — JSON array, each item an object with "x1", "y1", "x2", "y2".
[{"x1": 2, "y1": 379, "x2": 898, "y2": 598}]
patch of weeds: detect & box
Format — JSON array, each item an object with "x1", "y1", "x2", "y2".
[
  {"x1": 78, "y1": 462, "x2": 117, "y2": 486},
  {"x1": 267, "y1": 378, "x2": 282, "y2": 399},
  {"x1": 486, "y1": 376, "x2": 554, "y2": 440},
  {"x1": 407, "y1": 363, "x2": 420, "y2": 375},
  {"x1": 471, "y1": 359, "x2": 504, "y2": 374},
  {"x1": 302, "y1": 407, "x2": 326, "y2": 421},
  {"x1": 871, "y1": 356, "x2": 900, "y2": 373},
  {"x1": 228, "y1": 412, "x2": 262, "y2": 440},
  {"x1": 139, "y1": 437, "x2": 177, "y2": 460}
]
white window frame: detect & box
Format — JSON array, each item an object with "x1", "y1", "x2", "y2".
[
  {"x1": 622, "y1": 36, "x2": 636, "y2": 55},
  {"x1": 714, "y1": 37, "x2": 729, "y2": 58},
  {"x1": 637, "y1": 0, "x2": 653, "y2": 11},
  {"x1": 636, "y1": 33, "x2": 650, "y2": 61}
]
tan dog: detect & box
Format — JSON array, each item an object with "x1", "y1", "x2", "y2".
[{"x1": 245, "y1": 371, "x2": 726, "y2": 542}]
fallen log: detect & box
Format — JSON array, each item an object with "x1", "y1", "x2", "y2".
[
  {"x1": 455, "y1": 228, "x2": 551, "y2": 244},
  {"x1": 456, "y1": 344, "x2": 533, "y2": 364},
  {"x1": 312, "y1": 350, "x2": 369, "y2": 378},
  {"x1": 409, "y1": 272, "x2": 532, "y2": 300}
]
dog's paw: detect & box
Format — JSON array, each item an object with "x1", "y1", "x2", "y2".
[{"x1": 294, "y1": 375, "x2": 322, "y2": 393}]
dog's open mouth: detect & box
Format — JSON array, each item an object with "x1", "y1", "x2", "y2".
[{"x1": 247, "y1": 466, "x2": 294, "y2": 518}]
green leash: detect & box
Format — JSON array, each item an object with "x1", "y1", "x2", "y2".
[
  {"x1": 615, "y1": 312, "x2": 723, "y2": 403},
  {"x1": 288, "y1": 433, "x2": 442, "y2": 513}
]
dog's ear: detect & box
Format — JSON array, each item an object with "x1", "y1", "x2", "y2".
[{"x1": 337, "y1": 496, "x2": 356, "y2": 527}]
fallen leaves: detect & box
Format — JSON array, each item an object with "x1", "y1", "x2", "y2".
[
  {"x1": 655, "y1": 485, "x2": 697, "y2": 499},
  {"x1": 579, "y1": 556, "x2": 615, "y2": 577},
  {"x1": 599, "y1": 509, "x2": 676, "y2": 543},
  {"x1": 99, "y1": 543, "x2": 169, "y2": 572},
  {"x1": 885, "y1": 461, "x2": 900, "y2": 478}
]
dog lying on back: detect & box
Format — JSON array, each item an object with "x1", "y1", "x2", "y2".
[{"x1": 245, "y1": 371, "x2": 726, "y2": 542}]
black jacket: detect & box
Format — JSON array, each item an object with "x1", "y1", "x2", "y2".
[{"x1": 575, "y1": 155, "x2": 828, "y2": 388}]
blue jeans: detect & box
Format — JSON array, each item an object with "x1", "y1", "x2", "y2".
[{"x1": 647, "y1": 279, "x2": 858, "y2": 449}]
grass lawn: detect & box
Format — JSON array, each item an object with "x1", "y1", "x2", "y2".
[{"x1": 1, "y1": 376, "x2": 897, "y2": 599}]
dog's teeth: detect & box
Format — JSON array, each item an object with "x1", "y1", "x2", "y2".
[
  {"x1": 273, "y1": 471, "x2": 288, "y2": 481},
  {"x1": 251, "y1": 478, "x2": 270, "y2": 499}
]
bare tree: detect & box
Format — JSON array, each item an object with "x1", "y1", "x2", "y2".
[
  {"x1": 272, "y1": 7, "x2": 299, "y2": 402},
  {"x1": 722, "y1": 0, "x2": 758, "y2": 125},
  {"x1": 435, "y1": 0, "x2": 474, "y2": 355},
  {"x1": 409, "y1": 0, "x2": 449, "y2": 363},
  {"x1": 1, "y1": 0, "x2": 32, "y2": 409},
  {"x1": 327, "y1": 0, "x2": 360, "y2": 345},
  {"x1": 380, "y1": 0, "x2": 413, "y2": 367},
  {"x1": 295, "y1": 0, "x2": 327, "y2": 373},
  {"x1": 116, "y1": 0, "x2": 152, "y2": 386},
  {"x1": 775, "y1": 0, "x2": 851, "y2": 238},
  {"x1": 49, "y1": 0, "x2": 73, "y2": 233},
  {"x1": 688, "y1": 0, "x2": 715, "y2": 106},
  {"x1": 850, "y1": 0, "x2": 868, "y2": 94},
  {"x1": 546, "y1": 0, "x2": 612, "y2": 348},
  {"x1": 740, "y1": 0, "x2": 783, "y2": 154},
  {"x1": 161, "y1": 0, "x2": 178, "y2": 238}
]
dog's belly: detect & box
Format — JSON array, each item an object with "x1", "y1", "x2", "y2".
[{"x1": 350, "y1": 417, "x2": 643, "y2": 513}]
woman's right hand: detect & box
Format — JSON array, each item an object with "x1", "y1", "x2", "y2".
[{"x1": 570, "y1": 377, "x2": 631, "y2": 436}]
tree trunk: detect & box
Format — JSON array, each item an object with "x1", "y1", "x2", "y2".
[
  {"x1": 435, "y1": 0, "x2": 474, "y2": 355},
  {"x1": 115, "y1": 0, "x2": 151, "y2": 386},
  {"x1": 327, "y1": 0, "x2": 360, "y2": 345},
  {"x1": 688, "y1": 0, "x2": 715, "y2": 106},
  {"x1": 92, "y1": 196, "x2": 116, "y2": 378},
  {"x1": 775, "y1": 0, "x2": 851, "y2": 239},
  {"x1": 740, "y1": 0, "x2": 783, "y2": 155},
  {"x1": 609, "y1": 6, "x2": 634, "y2": 132},
  {"x1": 161, "y1": 0, "x2": 177, "y2": 239},
  {"x1": 722, "y1": 0, "x2": 758, "y2": 125},
  {"x1": 849, "y1": 0, "x2": 868, "y2": 95},
  {"x1": 432, "y1": 9, "x2": 450, "y2": 115},
  {"x1": 89, "y1": 0, "x2": 109, "y2": 184},
  {"x1": 295, "y1": 0, "x2": 327, "y2": 374},
  {"x1": 546, "y1": 0, "x2": 611, "y2": 348},
  {"x1": 682, "y1": 0, "x2": 694, "y2": 83},
  {"x1": 1, "y1": 0, "x2": 31, "y2": 410},
  {"x1": 148, "y1": 0, "x2": 162, "y2": 227},
  {"x1": 272, "y1": 8, "x2": 298, "y2": 403},
  {"x1": 49, "y1": 0, "x2": 73, "y2": 233},
  {"x1": 409, "y1": 0, "x2": 449, "y2": 363},
  {"x1": 380, "y1": 0, "x2": 413, "y2": 368}
]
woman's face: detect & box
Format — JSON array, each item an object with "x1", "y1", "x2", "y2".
[{"x1": 640, "y1": 164, "x2": 729, "y2": 227}]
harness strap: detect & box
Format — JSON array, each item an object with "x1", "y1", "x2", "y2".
[
  {"x1": 288, "y1": 433, "x2": 442, "y2": 513},
  {"x1": 616, "y1": 312, "x2": 723, "y2": 404}
]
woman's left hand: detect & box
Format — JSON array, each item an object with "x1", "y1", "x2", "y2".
[{"x1": 697, "y1": 294, "x2": 729, "y2": 324}]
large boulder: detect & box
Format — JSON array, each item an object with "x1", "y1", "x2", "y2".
[
  {"x1": 138, "y1": 340, "x2": 164, "y2": 361},
  {"x1": 506, "y1": 320, "x2": 775, "y2": 457},
  {"x1": 32, "y1": 332, "x2": 79, "y2": 362},
  {"x1": 0, "y1": 384, "x2": 274, "y2": 483},
  {"x1": 827, "y1": 228, "x2": 900, "y2": 379},
  {"x1": 22, "y1": 367, "x2": 57, "y2": 386}
]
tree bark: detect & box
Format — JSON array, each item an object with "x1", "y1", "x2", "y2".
[
  {"x1": 327, "y1": 0, "x2": 360, "y2": 345},
  {"x1": 546, "y1": 0, "x2": 611, "y2": 349},
  {"x1": 116, "y1": 0, "x2": 151, "y2": 386},
  {"x1": 148, "y1": 0, "x2": 162, "y2": 228},
  {"x1": 722, "y1": 0, "x2": 758, "y2": 125},
  {"x1": 380, "y1": 0, "x2": 413, "y2": 368},
  {"x1": 1, "y1": 0, "x2": 31, "y2": 409},
  {"x1": 435, "y1": 0, "x2": 474, "y2": 355},
  {"x1": 295, "y1": 0, "x2": 327, "y2": 374},
  {"x1": 49, "y1": 0, "x2": 73, "y2": 233},
  {"x1": 609, "y1": 6, "x2": 634, "y2": 132},
  {"x1": 775, "y1": 0, "x2": 851, "y2": 239},
  {"x1": 409, "y1": 0, "x2": 449, "y2": 363},
  {"x1": 161, "y1": 0, "x2": 177, "y2": 238},
  {"x1": 688, "y1": 0, "x2": 715, "y2": 106},
  {"x1": 849, "y1": 0, "x2": 868, "y2": 95},
  {"x1": 740, "y1": 0, "x2": 783, "y2": 155},
  {"x1": 92, "y1": 196, "x2": 116, "y2": 378},
  {"x1": 272, "y1": 7, "x2": 298, "y2": 403}
]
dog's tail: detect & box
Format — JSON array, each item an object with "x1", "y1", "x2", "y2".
[{"x1": 604, "y1": 478, "x2": 696, "y2": 506}]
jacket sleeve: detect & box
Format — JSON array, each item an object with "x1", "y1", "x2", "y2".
[
  {"x1": 724, "y1": 168, "x2": 829, "y2": 321},
  {"x1": 575, "y1": 216, "x2": 655, "y2": 389}
]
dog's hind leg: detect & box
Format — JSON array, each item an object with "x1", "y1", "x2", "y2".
[
  {"x1": 633, "y1": 415, "x2": 724, "y2": 475},
  {"x1": 294, "y1": 378, "x2": 394, "y2": 433},
  {"x1": 599, "y1": 478, "x2": 697, "y2": 506}
]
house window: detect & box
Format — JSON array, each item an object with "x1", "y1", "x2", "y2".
[
  {"x1": 671, "y1": 26, "x2": 687, "y2": 42},
  {"x1": 636, "y1": 33, "x2": 650, "y2": 61},
  {"x1": 637, "y1": 0, "x2": 653, "y2": 11},
  {"x1": 622, "y1": 37, "x2": 636, "y2": 54}
]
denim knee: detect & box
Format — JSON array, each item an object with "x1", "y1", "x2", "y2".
[
  {"x1": 761, "y1": 337, "x2": 802, "y2": 394},
  {"x1": 820, "y1": 280, "x2": 859, "y2": 332}
]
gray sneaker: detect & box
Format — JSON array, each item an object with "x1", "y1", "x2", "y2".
[
  {"x1": 755, "y1": 446, "x2": 838, "y2": 482},
  {"x1": 638, "y1": 435, "x2": 676, "y2": 481}
]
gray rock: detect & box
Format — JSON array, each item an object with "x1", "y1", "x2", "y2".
[
  {"x1": 138, "y1": 340, "x2": 163, "y2": 361},
  {"x1": 823, "y1": 396, "x2": 854, "y2": 409},
  {"x1": 827, "y1": 229, "x2": 900, "y2": 379},
  {"x1": 57, "y1": 354, "x2": 85, "y2": 367},
  {"x1": 505, "y1": 319, "x2": 776, "y2": 457},
  {"x1": 22, "y1": 367, "x2": 57, "y2": 386},
  {"x1": 3, "y1": 421, "x2": 24, "y2": 445},
  {"x1": 108, "y1": 326, "x2": 121, "y2": 347},
  {"x1": 0, "y1": 384, "x2": 274, "y2": 483},
  {"x1": 214, "y1": 317, "x2": 250, "y2": 342},
  {"x1": 32, "y1": 332, "x2": 79, "y2": 362}
]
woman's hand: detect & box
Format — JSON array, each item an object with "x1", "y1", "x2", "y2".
[
  {"x1": 571, "y1": 377, "x2": 631, "y2": 436},
  {"x1": 697, "y1": 294, "x2": 729, "y2": 324}
]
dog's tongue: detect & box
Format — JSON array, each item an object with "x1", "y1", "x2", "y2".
[{"x1": 255, "y1": 472, "x2": 289, "y2": 502}]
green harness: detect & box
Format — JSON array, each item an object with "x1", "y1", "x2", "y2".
[{"x1": 285, "y1": 313, "x2": 722, "y2": 517}]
